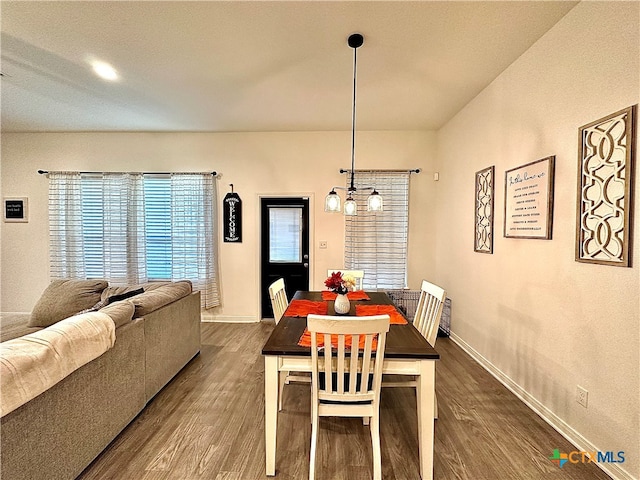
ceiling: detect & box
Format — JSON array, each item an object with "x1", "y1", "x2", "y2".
[{"x1": 0, "y1": 1, "x2": 578, "y2": 133}]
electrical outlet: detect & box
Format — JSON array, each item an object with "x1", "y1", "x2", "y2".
[
  {"x1": 319, "y1": 241, "x2": 327, "y2": 249},
  {"x1": 576, "y1": 386, "x2": 588, "y2": 408}
]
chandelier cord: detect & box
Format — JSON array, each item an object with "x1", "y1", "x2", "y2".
[{"x1": 350, "y1": 40, "x2": 357, "y2": 192}]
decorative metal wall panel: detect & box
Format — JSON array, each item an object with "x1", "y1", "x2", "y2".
[
  {"x1": 576, "y1": 105, "x2": 636, "y2": 267},
  {"x1": 474, "y1": 166, "x2": 495, "y2": 253}
]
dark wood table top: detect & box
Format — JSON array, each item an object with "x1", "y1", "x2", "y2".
[{"x1": 261, "y1": 291, "x2": 439, "y2": 360}]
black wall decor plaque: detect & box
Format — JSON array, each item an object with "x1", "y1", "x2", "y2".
[
  {"x1": 4, "y1": 197, "x2": 28, "y2": 222},
  {"x1": 223, "y1": 192, "x2": 242, "y2": 242}
]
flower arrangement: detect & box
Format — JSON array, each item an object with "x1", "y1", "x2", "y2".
[{"x1": 324, "y1": 271, "x2": 356, "y2": 295}]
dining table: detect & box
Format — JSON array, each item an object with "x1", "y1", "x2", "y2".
[{"x1": 262, "y1": 290, "x2": 440, "y2": 479}]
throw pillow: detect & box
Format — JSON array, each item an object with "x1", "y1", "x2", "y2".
[
  {"x1": 99, "y1": 301, "x2": 136, "y2": 329},
  {"x1": 29, "y1": 279, "x2": 109, "y2": 328},
  {"x1": 131, "y1": 280, "x2": 192, "y2": 317},
  {"x1": 76, "y1": 287, "x2": 145, "y2": 316}
]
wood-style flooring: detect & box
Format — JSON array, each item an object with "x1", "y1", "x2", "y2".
[{"x1": 78, "y1": 322, "x2": 611, "y2": 480}]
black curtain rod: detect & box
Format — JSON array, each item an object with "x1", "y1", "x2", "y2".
[
  {"x1": 38, "y1": 170, "x2": 217, "y2": 176},
  {"x1": 339, "y1": 168, "x2": 421, "y2": 174}
]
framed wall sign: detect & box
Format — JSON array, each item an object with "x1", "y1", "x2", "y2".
[
  {"x1": 474, "y1": 165, "x2": 495, "y2": 253},
  {"x1": 223, "y1": 189, "x2": 242, "y2": 242},
  {"x1": 4, "y1": 197, "x2": 28, "y2": 223},
  {"x1": 504, "y1": 156, "x2": 555, "y2": 239},
  {"x1": 575, "y1": 105, "x2": 636, "y2": 267}
]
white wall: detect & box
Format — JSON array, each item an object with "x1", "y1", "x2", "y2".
[
  {"x1": 0, "y1": 130, "x2": 437, "y2": 318},
  {"x1": 435, "y1": 2, "x2": 639, "y2": 479}
]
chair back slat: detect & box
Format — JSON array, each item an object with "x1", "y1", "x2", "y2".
[
  {"x1": 337, "y1": 336, "x2": 346, "y2": 394},
  {"x1": 268, "y1": 278, "x2": 289, "y2": 323},
  {"x1": 348, "y1": 340, "x2": 359, "y2": 394},
  {"x1": 413, "y1": 280, "x2": 447, "y2": 346},
  {"x1": 359, "y1": 334, "x2": 372, "y2": 394},
  {"x1": 323, "y1": 334, "x2": 333, "y2": 393}
]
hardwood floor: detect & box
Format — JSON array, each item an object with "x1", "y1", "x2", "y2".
[{"x1": 78, "y1": 322, "x2": 610, "y2": 480}]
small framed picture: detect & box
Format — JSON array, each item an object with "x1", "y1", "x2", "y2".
[{"x1": 4, "y1": 197, "x2": 29, "y2": 223}]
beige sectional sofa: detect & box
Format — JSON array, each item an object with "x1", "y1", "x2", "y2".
[{"x1": 0, "y1": 279, "x2": 201, "y2": 480}]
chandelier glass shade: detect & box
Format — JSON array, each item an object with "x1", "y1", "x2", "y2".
[
  {"x1": 325, "y1": 33, "x2": 383, "y2": 216},
  {"x1": 367, "y1": 190, "x2": 383, "y2": 211},
  {"x1": 324, "y1": 189, "x2": 341, "y2": 212},
  {"x1": 343, "y1": 193, "x2": 358, "y2": 216}
]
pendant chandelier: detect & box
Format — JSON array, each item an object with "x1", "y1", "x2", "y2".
[{"x1": 325, "y1": 33, "x2": 383, "y2": 216}]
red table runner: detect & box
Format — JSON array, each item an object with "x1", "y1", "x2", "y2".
[
  {"x1": 298, "y1": 331, "x2": 377, "y2": 350},
  {"x1": 284, "y1": 300, "x2": 328, "y2": 317},
  {"x1": 321, "y1": 290, "x2": 370, "y2": 301},
  {"x1": 297, "y1": 303, "x2": 406, "y2": 348},
  {"x1": 355, "y1": 304, "x2": 407, "y2": 325}
]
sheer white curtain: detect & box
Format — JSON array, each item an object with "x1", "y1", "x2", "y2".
[
  {"x1": 49, "y1": 172, "x2": 148, "y2": 284},
  {"x1": 48, "y1": 172, "x2": 220, "y2": 308},
  {"x1": 344, "y1": 171, "x2": 410, "y2": 290},
  {"x1": 49, "y1": 172, "x2": 86, "y2": 279},
  {"x1": 169, "y1": 174, "x2": 219, "y2": 308}
]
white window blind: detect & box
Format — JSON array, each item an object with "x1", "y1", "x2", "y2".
[
  {"x1": 344, "y1": 171, "x2": 410, "y2": 289},
  {"x1": 49, "y1": 172, "x2": 220, "y2": 308},
  {"x1": 79, "y1": 173, "x2": 147, "y2": 283}
]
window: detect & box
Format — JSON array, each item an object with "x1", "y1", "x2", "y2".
[
  {"x1": 144, "y1": 176, "x2": 173, "y2": 279},
  {"x1": 268, "y1": 207, "x2": 303, "y2": 263},
  {"x1": 48, "y1": 172, "x2": 219, "y2": 308},
  {"x1": 344, "y1": 171, "x2": 410, "y2": 289}
]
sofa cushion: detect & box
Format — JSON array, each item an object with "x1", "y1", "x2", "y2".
[
  {"x1": 29, "y1": 279, "x2": 109, "y2": 328},
  {"x1": 1, "y1": 311, "x2": 116, "y2": 417},
  {"x1": 1, "y1": 314, "x2": 41, "y2": 343},
  {"x1": 99, "y1": 301, "x2": 135, "y2": 329},
  {"x1": 131, "y1": 281, "x2": 192, "y2": 317}
]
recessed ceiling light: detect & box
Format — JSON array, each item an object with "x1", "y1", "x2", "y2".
[{"x1": 91, "y1": 61, "x2": 118, "y2": 81}]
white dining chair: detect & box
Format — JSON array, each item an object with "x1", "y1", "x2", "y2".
[
  {"x1": 412, "y1": 280, "x2": 447, "y2": 347},
  {"x1": 268, "y1": 278, "x2": 288, "y2": 324},
  {"x1": 268, "y1": 278, "x2": 310, "y2": 411},
  {"x1": 307, "y1": 314, "x2": 390, "y2": 480},
  {"x1": 382, "y1": 279, "x2": 446, "y2": 417},
  {"x1": 327, "y1": 269, "x2": 365, "y2": 290}
]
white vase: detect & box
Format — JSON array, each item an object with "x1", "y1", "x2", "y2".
[{"x1": 334, "y1": 293, "x2": 350, "y2": 315}]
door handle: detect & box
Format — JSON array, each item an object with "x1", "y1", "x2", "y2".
[
  {"x1": 303, "y1": 254, "x2": 309, "y2": 260},
  {"x1": 303, "y1": 263, "x2": 309, "y2": 268}
]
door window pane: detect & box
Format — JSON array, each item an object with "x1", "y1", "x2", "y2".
[{"x1": 269, "y1": 207, "x2": 302, "y2": 263}]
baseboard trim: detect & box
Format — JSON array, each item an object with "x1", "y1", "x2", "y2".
[
  {"x1": 200, "y1": 314, "x2": 258, "y2": 323},
  {"x1": 449, "y1": 331, "x2": 635, "y2": 480}
]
